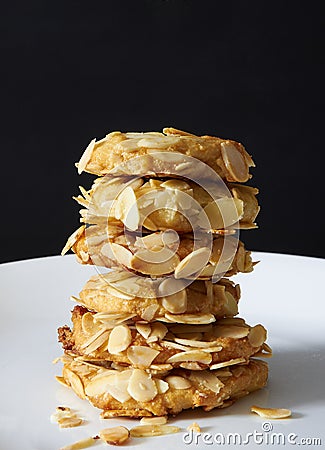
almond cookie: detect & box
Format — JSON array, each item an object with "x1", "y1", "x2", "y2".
[
  {"x1": 72, "y1": 176, "x2": 259, "y2": 233},
  {"x1": 63, "y1": 226, "x2": 254, "y2": 279},
  {"x1": 58, "y1": 307, "x2": 270, "y2": 370},
  {"x1": 60, "y1": 357, "x2": 268, "y2": 417},
  {"x1": 73, "y1": 272, "x2": 240, "y2": 321},
  {"x1": 76, "y1": 127, "x2": 255, "y2": 182}
]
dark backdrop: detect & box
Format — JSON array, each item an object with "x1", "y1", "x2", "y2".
[{"x1": 1, "y1": 0, "x2": 324, "y2": 263}]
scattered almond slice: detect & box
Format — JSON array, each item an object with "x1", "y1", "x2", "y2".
[
  {"x1": 62, "y1": 367, "x2": 85, "y2": 399},
  {"x1": 140, "y1": 416, "x2": 167, "y2": 425},
  {"x1": 165, "y1": 375, "x2": 192, "y2": 389},
  {"x1": 127, "y1": 369, "x2": 158, "y2": 402},
  {"x1": 107, "y1": 324, "x2": 132, "y2": 354},
  {"x1": 130, "y1": 424, "x2": 180, "y2": 437},
  {"x1": 127, "y1": 346, "x2": 160, "y2": 368},
  {"x1": 55, "y1": 375, "x2": 69, "y2": 387},
  {"x1": 99, "y1": 426, "x2": 130, "y2": 445},
  {"x1": 60, "y1": 436, "x2": 100, "y2": 450},
  {"x1": 251, "y1": 405, "x2": 292, "y2": 419}
]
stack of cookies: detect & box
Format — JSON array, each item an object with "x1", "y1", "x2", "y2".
[{"x1": 58, "y1": 127, "x2": 271, "y2": 418}]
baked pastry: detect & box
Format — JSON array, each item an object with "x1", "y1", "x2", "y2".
[
  {"x1": 63, "y1": 226, "x2": 254, "y2": 279},
  {"x1": 76, "y1": 127, "x2": 255, "y2": 183},
  {"x1": 59, "y1": 306, "x2": 269, "y2": 371},
  {"x1": 61, "y1": 357, "x2": 268, "y2": 416},
  {"x1": 74, "y1": 271, "x2": 240, "y2": 320},
  {"x1": 72, "y1": 176, "x2": 259, "y2": 233}
]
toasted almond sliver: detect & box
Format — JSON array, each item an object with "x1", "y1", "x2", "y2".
[
  {"x1": 141, "y1": 304, "x2": 159, "y2": 321},
  {"x1": 81, "y1": 312, "x2": 97, "y2": 335},
  {"x1": 77, "y1": 138, "x2": 96, "y2": 174},
  {"x1": 161, "y1": 290, "x2": 187, "y2": 314},
  {"x1": 62, "y1": 368, "x2": 85, "y2": 399},
  {"x1": 189, "y1": 371, "x2": 224, "y2": 394},
  {"x1": 155, "y1": 378, "x2": 169, "y2": 394},
  {"x1": 131, "y1": 252, "x2": 180, "y2": 276},
  {"x1": 247, "y1": 325, "x2": 267, "y2": 347},
  {"x1": 136, "y1": 323, "x2": 152, "y2": 339},
  {"x1": 130, "y1": 425, "x2": 180, "y2": 437},
  {"x1": 58, "y1": 416, "x2": 83, "y2": 428},
  {"x1": 179, "y1": 362, "x2": 203, "y2": 370},
  {"x1": 140, "y1": 416, "x2": 167, "y2": 425},
  {"x1": 165, "y1": 376, "x2": 192, "y2": 389},
  {"x1": 210, "y1": 357, "x2": 246, "y2": 370},
  {"x1": 220, "y1": 141, "x2": 247, "y2": 182},
  {"x1": 99, "y1": 426, "x2": 130, "y2": 445},
  {"x1": 110, "y1": 243, "x2": 133, "y2": 267},
  {"x1": 127, "y1": 346, "x2": 160, "y2": 368},
  {"x1": 60, "y1": 436, "x2": 100, "y2": 450},
  {"x1": 174, "y1": 338, "x2": 222, "y2": 348},
  {"x1": 115, "y1": 186, "x2": 139, "y2": 231},
  {"x1": 55, "y1": 376, "x2": 69, "y2": 387},
  {"x1": 127, "y1": 369, "x2": 157, "y2": 402},
  {"x1": 107, "y1": 324, "x2": 132, "y2": 354},
  {"x1": 149, "y1": 322, "x2": 168, "y2": 341},
  {"x1": 251, "y1": 405, "x2": 292, "y2": 419},
  {"x1": 61, "y1": 225, "x2": 85, "y2": 255},
  {"x1": 166, "y1": 350, "x2": 212, "y2": 364},
  {"x1": 212, "y1": 325, "x2": 250, "y2": 339},
  {"x1": 84, "y1": 331, "x2": 110, "y2": 354},
  {"x1": 164, "y1": 313, "x2": 215, "y2": 325},
  {"x1": 174, "y1": 247, "x2": 211, "y2": 279}
]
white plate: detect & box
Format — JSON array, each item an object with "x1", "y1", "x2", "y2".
[{"x1": 1, "y1": 253, "x2": 324, "y2": 449}]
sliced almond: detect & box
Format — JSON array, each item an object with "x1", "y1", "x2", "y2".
[
  {"x1": 60, "y1": 436, "x2": 100, "y2": 450},
  {"x1": 77, "y1": 138, "x2": 96, "y2": 174},
  {"x1": 55, "y1": 376, "x2": 69, "y2": 387},
  {"x1": 110, "y1": 243, "x2": 133, "y2": 268},
  {"x1": 174, "y1": 247, "x2": 211, "y2": 279},
  {"x1": 161, "y1": 289, "x2": 187, "y2": 314},
  {"x1": 136, "y1": 323, "x2": 152, "y2": 339},
  {"x1": 220, "y1": 141, "x2": 248, "y2": 182},
  {"x1": 148, "y1": 322, "x2": 168, "y2": 341},
  {"x1": 115, "y1": 186, "x2": 139, "y2": 231},
  {"x1": 189, "y1": 371, "x2": 224, "y2": 394},
  {"x1": 179, "y1": 362, "x2": 203, "y2": 370},
  {"x1": 160, "y1": 179, "x2": 191, "y2": 190},
  {"x1": 107, "y1": 325, "x2": 132, "y2": 354},
  {"x1": 99, "y1": 426, "x2": 130, "y2": 445},
  {"x1": 174, "y1": 338, "x2": 221, "y2": 348},
  {"x1": 131, "y1": 252, "x2": 180, "y2": 276},
  {"x1": 251, "y1": 405, "x2": 292, "y2": 419},
  {"x1": 127, "y1": 346, "x2": 160, "y2": 368},
  {"x1": 130, "y1": 425, "x2": 180, "y2": 437},
  {"x1": 247, "y1": 325, "x2": 267, "y2": 347},
  {"x1": 58, "y1": 417, "x2": 83, "y2": 428},
  {"x1": 140, "y1": 416, "x2": 167, "y2": 425},
  {"x1": 166, "y1": 350, "x2": 212, "y2": 364},
  {"x1": 187, "y1": 422, "x2": 201, "y2": 433},
  {"x1": 81, "y1": 312, "x2": 97, "y2": 335},
  {"x1": 165, "y1": 376, "x2": 192, "y2": 389},
  {"x1": 86, "y1": 371, "x2": 132, "y2": 403},
  {"x1": 137, "y1": 135, "x2": 179, "y2": 148},
  {"x1": 204, "y1": 197, "x2": 243, "y2": 230},
  {"x1": 141, "y1": 304, "x2": 159, "y2": 321},
  {"x1": 61, "y1": 225, "x2": 85, "y2": 255},
  {"x1": 62, "y1": 367, "x2": 85, "y2": 399},
  {"x1": 127, "y1": 369, "x2": 157, "y2": 402},
  {"x1": 164, "y1": 313, "x2": 215, "y2": 325},
  {"x1": 84, "y1": 331, "x2": 110, "y2": 354},
  {"x1": 212, "y1": 325, "x2": 250, "y2": 339},
  {"x1": 154, "y1": 379, "x2": 169, "y2": 394},
  {"x1": 210, "y1": 357, "x2": 246, "y2": 370}
]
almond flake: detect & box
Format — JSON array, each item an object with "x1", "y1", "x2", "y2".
[
  {"x1": 99, "y1": 426, "x2": 130, "y2": 445},
  {"x1": 189, "y1": 371, "x2": 224, "y2": 394},
  {"x1": 166, "y1": 350, "x2": 212, "y2": 364},
  {"x1": 77, "y1": 138, "x2": 96, "y2": 174},
  {"x1": 247, "y1": 325, "x2": 267, "y2": 347},
  {"x1": 174, "y1": 338, "x2": 222, "y2": 348},
  {"x1": 148, "y1": 322, "x2": 168, "y2": 341},
  {"x1": 58, "y1": 417, "x2": 83, "y2": 428},
  {"x1": 127, "y1": 346, "x2": 160, "y2": 368},
  {"x1": 130, "y1": 252, "x2": 180, "y2": 276},
  {"x1": 210, "y1": 357, "x2": 246, "y2": 370},
  {"x1": 220, "y1": 141, "x2": 247, "y2": 182},
  {"x1": 130, "y1": 425, "x2": 180, "y2": 437},
  {"x1": 154, "y1": 379, "x2": 169, "y2": 394},
  {"x1": 165, "y1": 375, "x2": 192, "y2": 389},
  {"x1": 127, "y1": 369, "x2": 157, "y2": 402},
  {"x1": 164, "y1": 313, "x2": 215, "y2": 325},
  {"x1": 115, "y1": 186, "x2": 139, "y2": 231},
  {"x1": 161, "y1": 289, "x2": 187, "y2": 314},
  {"x1": 81, "y1": 312, "x2": 98, "y2": 335},
  {"x1": 174, "y1": 247, "x2": 211, "y2": 279},
  {"x1": 141, "y1": 304, "x2": 159, "y2": 321},
  {"x1": 61, "y1": 225, "x2": 85, "y2": 256},
  {"x1": 251, "y1": 405, "x2": 292, "y2": 419},
  {"x1": 107, "y1": 325, "x2": 132, "y2": 354},
  {"x1": 110, "y1": 243, "x2": 133, "y2": 268},
  {"x1": 136, "y1": 323, "x2": 152, "y2": 339},
  {"x1": 140, "y1": 416, "x2": 167, "y2": 425},
  {"x1": 187, "y1": 422, "x2": 201, "y2": 433},
  {"x1": 62, "y1": 367, "x2": 85, "y2": 399},
  {"x1": 84, "y1": 331, "x2": 110, "y2": 354},
  {"x1": 60, "y1": 436, "x2": 100, "y2": 450}
]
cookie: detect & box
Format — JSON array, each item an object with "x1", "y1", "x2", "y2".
[
  {"x1": 73, "y1": 272, "x2": 241, "y2": 321},
  {"x1": 76, "y1": 128, "x2": 255, "y2": 182},
  {"x1": 58, "y1": 307, "x2": 270, "y2": 371},
  {"x1": 63, "y1": 226, "x2": 254, "y2": 279},
  {"x1": 60, "y1": 357, "x2": 268, "y2": 416},
  {"x1": 72, "y1": 176, "x2": 259, "y2": 233}
]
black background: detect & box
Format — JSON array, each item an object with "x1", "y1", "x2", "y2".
[{"x1": 1, "y1": 0, "x2": 324, "y2": 263}]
